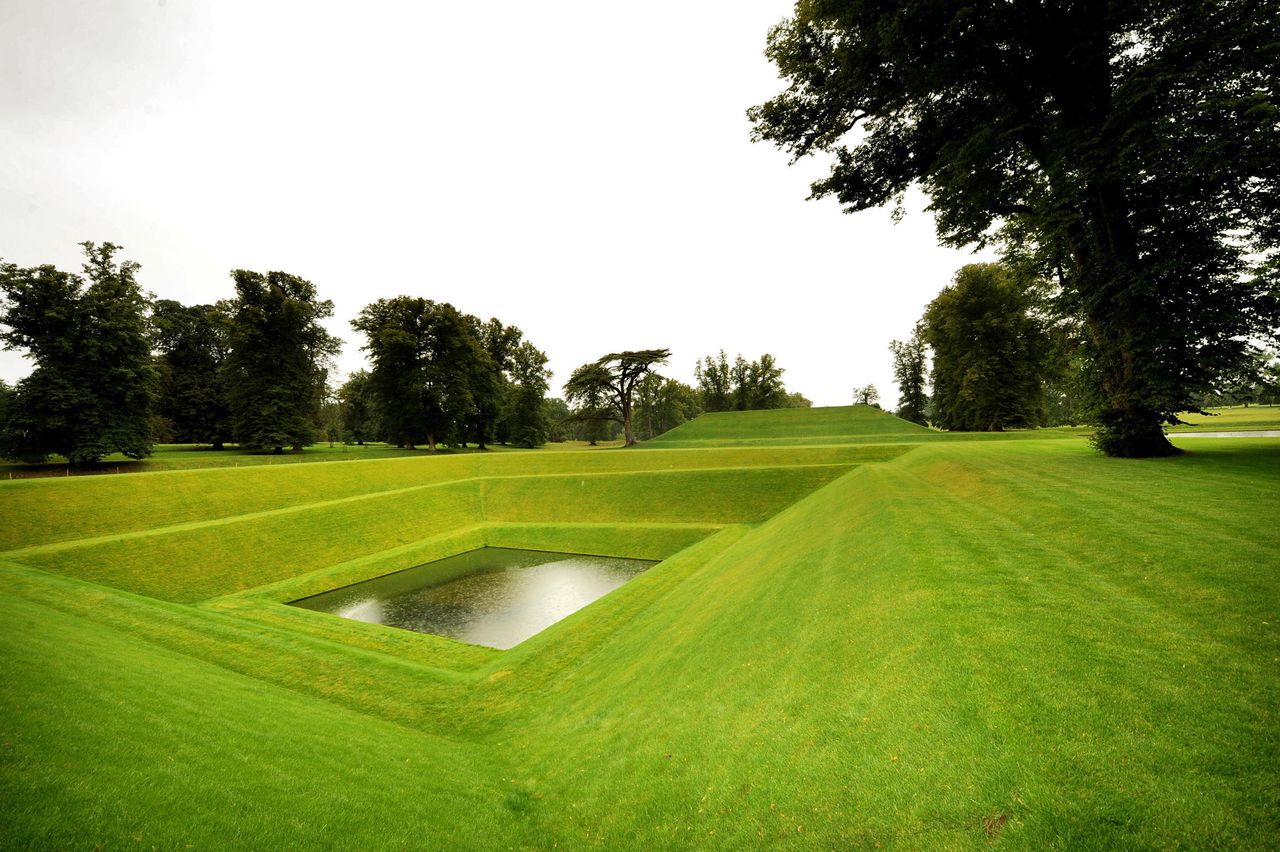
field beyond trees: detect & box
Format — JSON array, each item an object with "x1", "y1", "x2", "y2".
[{"x1": 1, "y1": 406, "x2": 1276, "y2": 847}]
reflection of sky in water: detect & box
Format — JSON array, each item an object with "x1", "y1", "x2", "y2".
[{"x1": 291, "y1": 549, "x2": 655, "y2": 649}]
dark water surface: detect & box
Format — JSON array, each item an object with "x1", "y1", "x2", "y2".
[{"x1": 290, "y1": 548, "x2": 656, "y2": 649}]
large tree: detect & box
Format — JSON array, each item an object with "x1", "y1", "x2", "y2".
[
  {"x1": 352, "y1": 298, "x2": 546, "y2": 451},
  {"x1": 352, "y1": 297, "x2": 476, "y2": 451},
  {"x1": 889, "y1": 324, "x2": 929, "y2": 426},
  {"x1": 0, "y1": 242, "x2": 156, "y2": 464},
  {"x1": 337, "y1": 370, "x2": 379, "y2": 445},
  {"x1": 564, "y1": 349, "x2": 670, "y2": 447},
  {"x1": 223, "y1": 270, "x2": 339, "y2": 453},
  {"x1": 502, "y1": 340, "x2": 552, "y2": 448},
  {"x1": 467, "y1": 318, "x2": 523, "y2": 450},
  {"x1": 923, "y1": 264, "x2": 1049, "y2": 431},
  {"x1": 151, "y1": 299, "x2": 233, "y2": 448},
  {"x1": 750, "y1": 0, "x2": 1279, "y2": 456}
]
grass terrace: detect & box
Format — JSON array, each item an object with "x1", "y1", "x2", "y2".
[{"x1": 1, "y1": 406, "x2": 1277, "y2": 847}]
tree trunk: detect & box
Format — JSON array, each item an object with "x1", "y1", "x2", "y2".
[
  {"x1": 211, "y1": 440, "x2": 224, "y2": 451},
  {"x1": 621, "y1": 400, "x2": 635, "y2": 447},
  {"x1": 272, "y1": 446, "x2": 283, "y2": 455}
]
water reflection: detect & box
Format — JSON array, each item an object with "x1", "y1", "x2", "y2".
[{"x1": 290, "y1": 548, "x2": 656, "y2": 649}]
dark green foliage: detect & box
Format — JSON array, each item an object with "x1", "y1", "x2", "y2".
[
  {"x1": 504, "y1": 341, "x2": 552, "y2": 448},
  {"x1": 923, "y1": 264, "x2": 1048, "y2": 432},
  {"x1": 564, "y1": 350, "x2": 670, "y2": 446},
  {"x1": 223, "y1": 271, "x2": 339, "y2": 453},
  {"x1": 563, "y1": 362, "x2": 618, "y2": 446},
  {"x1": 783, "y1": 391, "x2": 812, "y2": 408},
  {"x1": 1041, "y1": 325, "x2": 1090, "y2": 427},
  {"x1": 693, "y1": 351, "x2": 733, "y2": 412},
  {"x1": 352, "y1": 300, "x2": 547, "y2": 451},
  {"x1": 750, "y1": 0, "x2": 1280, "y2": 456},
  {"x1": 467, "y1": 318, "x2": 523, "y2": 449},
  {"x1": 695, "y1": 351, "x2": 794, "y2": 412},
  {"x1": 632, "y1": 374, "x2": 702, "y2": 441},
  {"x1": 338, "y1": 371, "x2": 379, "y2": 445},
  {"x1": 0, "y1": 242, "x2": 156, "y2": 464},
  {"x1": 1198, "y1": 347, "x2": 1280, "y2": 408},
  {"x1": 0, "y1": 380, "x2": 11, "y2": 431},
  {"x1": 889, "y1": 325, "x2": 929, "y2": 425},
  {"x1": 151, "y1": 299, "x2": 233, "y2": 448},
  {"x1": 352, "y1": 298, "x2": 473, "y2": 450},
  {"x1": 542, "y1": 397, "x2": 573, "y2": 442}
]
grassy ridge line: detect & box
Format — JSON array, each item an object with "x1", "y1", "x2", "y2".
[
  {"x1": 0, "y1": 444, "x2": 904, "y2": 551},
  {"x1": 0, "y1": 562, "x2": 478, "y2": 715},
  {"x1": 647, "y1": 430, "x2": 1087, "y2": 448},
  {"x1": 480, "y1": 465, "x2": 854, "y2": 525},
  {"x1": 11, "y1": 466, "x2": 855, "y2": 602},
  {"x1": 650, "y1": 404, "x2": 931, "y2": 445},
  {"x1": 483, "y1": 439, "x2": 1279, "y2": 846},
  {"x1": 0, "y1": 463, "x2": 806, "y2": 558},
  {"x1": 12, "y1": 480, "x2": 482, "y2": 602},
  {"x1": 0, "y1": 591, "x2": 543, "y2": 850},
  {"x1": 0, "y1": 452, "x2": 483, "y2": 552},
  {"x1": 0, "y1": 476, "x2": 486, "y2": 559}
]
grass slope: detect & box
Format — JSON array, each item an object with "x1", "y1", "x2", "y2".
[
  {"x1": 1, "y1": 408, "x2": 1276, "y2": 848},
  {"x1": 648, "y1": 404, "x2": 930, "y2": 446}
]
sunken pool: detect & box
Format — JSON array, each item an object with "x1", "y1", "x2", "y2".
[{"x1": 289, "y1": 548, "x2": 657, "y2": 649}]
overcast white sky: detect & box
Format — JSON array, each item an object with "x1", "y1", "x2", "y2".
[{"x1": 0, "y1": 1, "x2": 989, "y2": 408}]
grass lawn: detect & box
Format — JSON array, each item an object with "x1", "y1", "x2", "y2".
[
  {"x1": 0, "y1": 440, "x2": 532, "y2": 479},
  {"x1": 1169, "y1": 405, "x2": 1280, "y2": 431},
  {"x1": 1, "y1": 406, "x2": 1276, "y2": 847}
]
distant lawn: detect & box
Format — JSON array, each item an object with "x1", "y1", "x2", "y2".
[
  {"x1": 650, "y1": 404, "x2": 930, "y2": 446},
  {"x1": 1169, "y1": 404, "x2": 1280, "y2": 432},
  {"x1": 0, "y1": 441, "x2": 531, "y2": 478}
]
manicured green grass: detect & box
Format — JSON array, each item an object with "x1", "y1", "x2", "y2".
[
  {"x1": 1, "y1": 406, "x2": 1276, "y2": 847},
  {"x1": 1169, "y1": 405, "x2": 1280, "y2": 431},
  {"x1": 0, "y1": 441, "x2": 482, "y2": 479},
  {"x1": 649, "y1": 403, "x2": 930, "y2": 446}
]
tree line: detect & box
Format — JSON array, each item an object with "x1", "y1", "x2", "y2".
[
  {"x1": 0, "y1": 243, "x2": 553, "y2": 463},
  {"x1": 889, "y1": 262, "x2": 1279, "y2": 433},
  {"x1": 0, "y1": 244, "x2": 818, "y2": 464},
  {"x1": 751, "y1": 0, "x2": 1278, "y2": 456},
  {"x1": 560, "y1": 349, "x2": 811, "y2": 446}
]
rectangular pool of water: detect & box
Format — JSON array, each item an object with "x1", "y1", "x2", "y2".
[{"x1": 289, "y1": 547, "x2": 657, "y2": 649}]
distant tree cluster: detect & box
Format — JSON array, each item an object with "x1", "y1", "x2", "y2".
[
  {"x1": 564, "y1": 350, "x2": 671, "y2": 447},
  {"x1": 1196, "y1": 348, "x2": 1280, "y2": 408},
  {"x1": 632, "y1": 372, "x2": 701, "y2": 442},
  {"x1": 923, "y1": 264, "x2": 1050, "y2": 432},
  {"x1": 350, "y1": 298, "x2": 550, "y2": 450},
  {"x1": 891, "y1": 262, "x2": 1097, "y2": 432},
  {"x1": 0, "y1": 242, "x2": 557, "y2": 463},
  {"x1": 694, "y1": 351, "x2": 807, "y2": 413}
]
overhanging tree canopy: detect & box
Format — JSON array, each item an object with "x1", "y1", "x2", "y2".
[{"x1": 750, "y1": 0, "x2": 1279, "y2": 456}]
